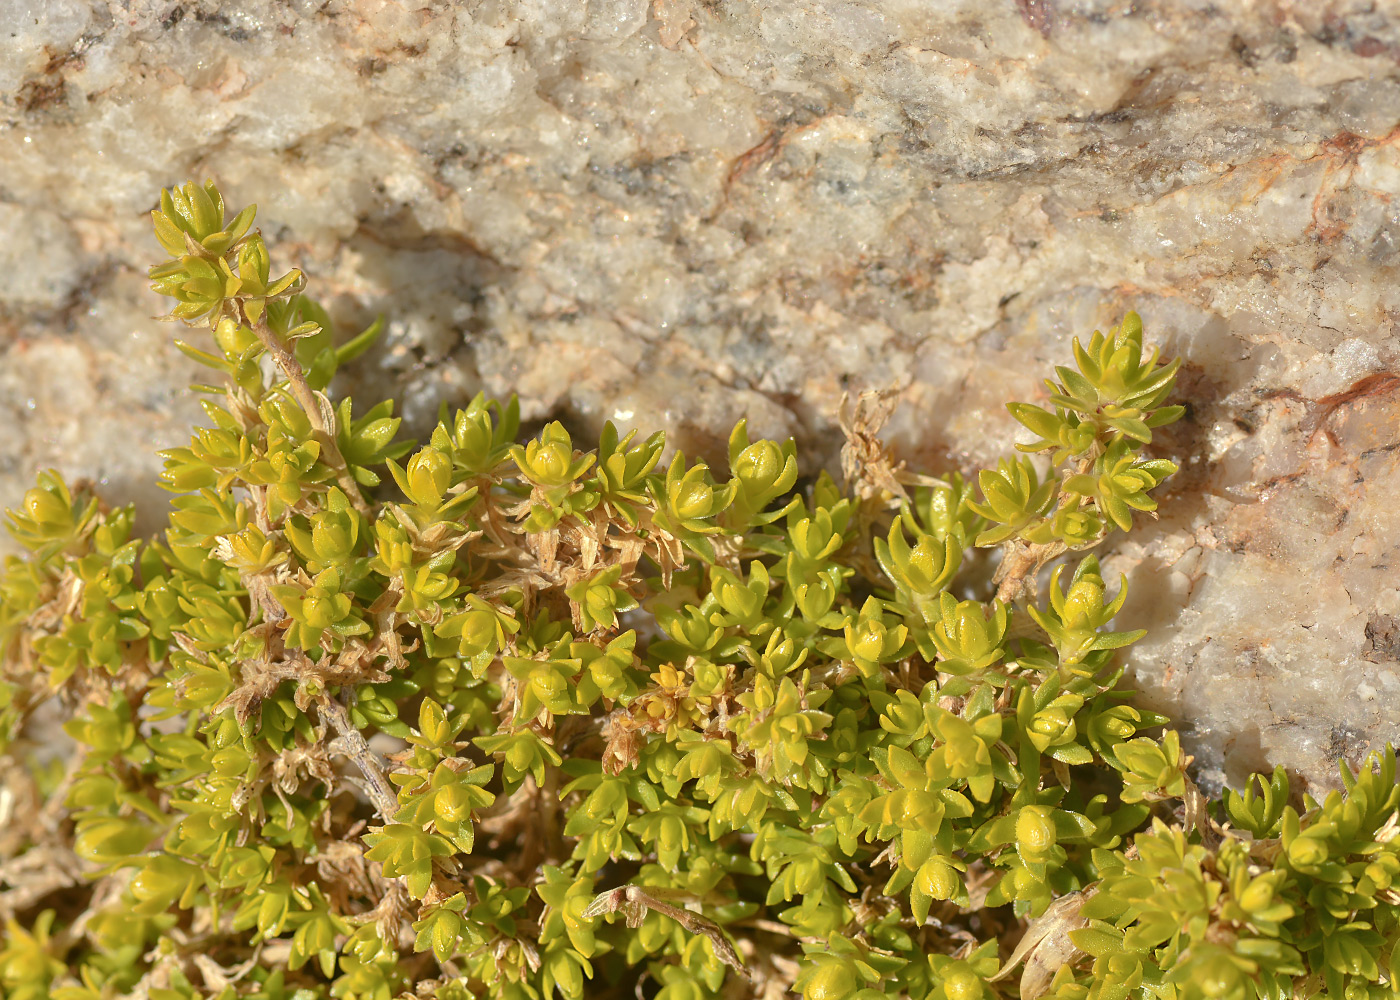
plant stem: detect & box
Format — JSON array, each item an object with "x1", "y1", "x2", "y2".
[
  {"x1": 320, "y1": 695, "x2": 400, "y2": 825},
  {"x1": 249, "y1": 317, "x2": 373, "y2": 517}
]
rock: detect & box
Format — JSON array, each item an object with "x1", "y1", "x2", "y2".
[{"x1": 1, "y1": 0, "x2": 1397, "y2": 791}]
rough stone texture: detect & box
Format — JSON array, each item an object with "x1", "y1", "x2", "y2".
[{"x1": 2, "y1": 0, "x2": 1398, "y2": 793}]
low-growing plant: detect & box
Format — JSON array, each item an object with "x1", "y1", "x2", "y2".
[{"x1": 0, "y1": 180, "x2": 1395, "y2": 1000}]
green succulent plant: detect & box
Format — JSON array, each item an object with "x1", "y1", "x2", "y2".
[{"x1": 0, "y1": 181, "x2": 1394, "y2": 1000}]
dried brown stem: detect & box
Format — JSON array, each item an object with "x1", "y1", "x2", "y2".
[
  {"x1": 993, "y1": 540, "x2": 1064, "y2": 604},
  {"x1": 585, "y1": 885, "x2": 749, "y2": 979},
  {"x1": 320, "y1": 695, "x2": 401, "y2": 825}
]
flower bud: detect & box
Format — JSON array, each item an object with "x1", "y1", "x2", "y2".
[
  {"x1": 311, "y1": 511, "x2": 354, "y2": 561},
  {"x1": 435, "y1": 783, "x2": 473, "y2": 825},
  {"x1": 529, "y1": 441, "x2": 572, "y2": 483},
  {"x1": 1287, "y1": 835, "x2": 1328, "y2": 869},
  {"x1": 803, "y1": 961, "x2": 857, "y2": 1000},
  {"x1": 905, "y1": 536, "x2": 945, "y2": 589},
  {"x1": 1031, "y1": 710, "x2": 1070, "y2": 741},
  {"x1": 407, "y1": 447, "x2": 453, "y2": 507},
  {"x1": 945, "y1": 733, "x2": 982, "y2": 775},
  {"x1": 734, "y1": 440, "x2": 781, "y2": 487},
  {"x1": 673, "y1": 480, "x2": 715, "y2": 520},
  {"x1": 943, "y1": 968, "x2": 983, "y2": 1000},
  {"x1": 849, "y1": 620, "x2": 889, "y2": 662},
  {"x1": 1062, "y1": 578, "x2": 1105, "y2": 630},
  {"x1": 916, "y1": 859, "x2": 961, "y2": 901},
  {"x1": 1236, "y1": 878, "x2": 1275, "y2": 913},
  {"x1": 901, "y1": 790, "x2": 935, "y2": 827},
  {"x1": 23, "y1": 486, "x2": 70, "y2": 530},
  {"x1": 1016, "y1": 806, "x2": 1057, "y2": 858},
  {"x1": 301, "y1": 593, "x2": 336, "y2": 629}
]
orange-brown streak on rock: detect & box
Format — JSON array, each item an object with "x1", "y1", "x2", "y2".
[
  {"x1": 1305, "y1": 372, "x2": 1400, "y2": 447},
  {"x1": 1305, "y1": 124, "x2": 1400, "y2": 243}
]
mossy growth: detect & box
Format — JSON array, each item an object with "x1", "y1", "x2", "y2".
[{"x1": 0, "y1": 180, "x2": 1396, "y2": 1000}]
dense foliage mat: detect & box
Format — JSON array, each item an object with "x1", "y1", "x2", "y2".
[{"x1": 0, "y1": 181, "x2": 1396, "y2": 1000}]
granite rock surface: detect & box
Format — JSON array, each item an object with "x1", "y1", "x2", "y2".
[{"x1": 2, "y1": 0, "x2": 1398, "y2": 792}]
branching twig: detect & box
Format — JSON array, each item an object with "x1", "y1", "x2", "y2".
[
  {"x1": 585, "y1": 885, "x2": 749, "y2": 979},
  {"x1": 320, "y1": 695, "x2": 401, "y2": 825},
  {"x1": 993, "y1": 540, "x2": 1065, "y2": 604}
]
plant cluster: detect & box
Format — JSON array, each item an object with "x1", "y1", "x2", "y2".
[{"x1": 0, "y1": 181, "x2": 1396, "y2": 1000}]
